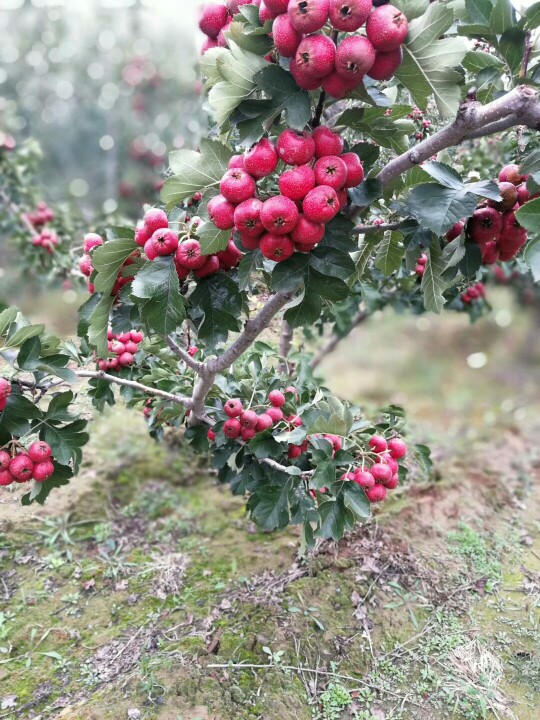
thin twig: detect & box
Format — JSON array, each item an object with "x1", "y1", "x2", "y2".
[{"x1": 75, "y1": 370, "x2": 192, "y2": 408}]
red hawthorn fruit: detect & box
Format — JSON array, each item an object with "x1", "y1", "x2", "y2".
[
  {"x1": 175, "y1": 260, "x2": 190, "y2": 280},
  {"x1": 220, "y1": 168, "x2": 257, "y2": 204},
  {"x1": 377, "y1": 452, "x2": 398, "y2": 474},
  {"x1": 369, "y1": 434, "x2": 387, "y2": 453},
  {"x1": 321, "y1": 71, "x2": 360, "y2": 99},
  {"x1": 480, "y1": 240, "x2": 500, "y2": 264},
  {"x1": 240, "y1": 232, "x2": 261, "y2": 250},
  {"x1": 314, "y1": 155, "x2": 349, "y2": 191},
  {"x1": 144, "y1": 208, "x2": 169, "y2": 234},
  {"x1": 468, "y1": 207, "x2": 502, "y2": 244},
  {"x1": 0, "y1": 469, "x2": 14, "y2": 486},
  {"x1": 228, "y1": 154, "x2": 246, "y2": 170},
  {"x1": 124, "y1": 341, "x2": 139, "y2": 354},
  {"x1": 9, "y1": 454, "x2": 34, "y2": 482},
  {"x1": 290, "y1": 60, "x2": 324, "y2": 90},
  {"x1": 279, "y1": 165, "x2": 316, "y2": 201},
  {"x1": 388, "y1": 437, "x2": 407, "y2": 459},
  {"x1": 135, "y1": 222, "x2": 151, "y2": 247},
  {"x1": 208, "y1": 428, "x2": 217, "y2": 441},
  {"x1": 79, "y1": 255, "x2": 93, "y2": 277},
  {"x1": 273, "y1": 13, "x2": 303, "y2": 57},
  {"x1": 234, "y1": 198, "x2": 264, "y2": 237},
  {"x1": 260, "y1": 232, "x2": 295, "y2": 262},
  {"x1": 353, "y1": 469, "x2": 375, "y2": 489},
  {"x1": 118, "y1": 352, "x2": 135, "y2": 367},
  {"x1": 335, "y1": 36, "x2": 376, "y2": 81},
  {"x1": 295, "y1": 34, "x2": 336, "y2": 79},
  {"x1": 329, "y1": 0, "x2": 372, "y2": 30},
  {"x1": 295, "y1": 242, "x2": 317, "y2": 253},
  {"x1": 150, "y1": 228, "x2": 179, "y2": 256},
  {"x1": 269, "y1": 389, "x2": 286, "y2": 407},
  {"x1": 83, "y1": 233, "x2": 104, "y2": 253},
  {"x1": 288, "y1": 444, "x2": 303, "y2": 459},
  {"x1": 0, "y1": 379, "x2": 11, "y2": 398},
  {"x1": 208, "y1": 195, "x2": 236, "y2": 229},
  {"x1": 276, "y1": 130, "x2": 316, "y2": 165},
  {"x1": 225, "y1": 398, "x2": 244, "y2": 417},
  {"x1": 341, "y1": 153, "x2": 364, "y2": 188},
  {"x1": 217, "y1": 19, "x2": 232, "y2": 46},
  {"x1": 323, "y1": 434, "x2": 342, "y2": 452},
  {"x1": 288, "y1": 414, "x2": 303, "y2": 427},
  {"x1": 266, "y1": 406, "x2": 285, "y2": 423},
  {"x1": 224, "y1": 418, "x2": 242, "y2": 438},
  {"x1": 227, "y1": 0, "x2": 253, "y2": 12},
  {"x1": 366, "y1": 5, "x2": 409, "y2": 52},
  {"x1": 241, "y1": 427, "x2": 257, "y2": 441},
  {"x1": 176, "y1": 239, "x2": 207, "y2": 269},
  {"x1": 33, "y1": 460, "x2": 55, "y2": 482},
  {"x1": 260, "y1": 196, "x2": 299, "y2": 234},
  {"x1": 517, "y1": 183, "x2": 530, "y2": 205},
  {"x1": 199, "y1": 3, "x2": 229, "y2": 38},
  {"x1": 384, "y1": 474, "x2": 399, "y2": 490},
  {"x1": 487, "y1": 181, "x2": 518, "y2": 212},
  {"x1": 337, "y1": 187, "x2": 348, "y2": 209},
  {"x1": 290, "y1": 214, "x2": 326, "y2": 245},
  {"x1": 259, "y1": 1, "x2": 275, "y2": 23},
  {"x1": 117, "y1": 332, "x2": 132, "y2": 344},
  {"x1": 303, "y1": 185, "x2": 340, "y2": 223},
  {"x1": 312, "y1": 126, "x2": 344, "y2": 158},
  {"x1": 217, "y1": 239, "x2": 243, "y2": 270},
  {"x1": 341, "y1": 471, "x2": 357, "y2": 482},
  {"x1": 445, "y1": 221, "x2": 464, "y2": 242},
  {"x1": 244, "y1": 138, "x2": 278, "y2": 179},
  {"x1": 0, "y1": 452, "x2": 10, "y2": 473},
  {"x1": 366, "y1": 483, "x2": 387, "y2": 503},
  {"x1": 367, "y1": 47, "x2": 403, "y2": 80},
  {"x1": 193, "y1": 254, "x2": 220, "y2": 278},
  {"x1": 286, "y1": 385, "x2": 298, "y2": 397},
  {"x1": 201, "y1": 37, "x2": 219, "y2": 54},
  {"x1": 28, "y1": 441, "x2": 52, "y2": 463},
  {"x1": 498, "y1": 163, "x2": 523, "y2": 186},
  {"x1": 265, "y1": 0, "x2": 289, "y2": 14},
  {"x1": 256, "y1": 413, "x2": 274, "y2": 431},
  {"x1": 131, "y1": 330, "x2": 144, "y2": 343},
  {"x1": 288, "y1": 0, "x2": 330, "y2": 34}
]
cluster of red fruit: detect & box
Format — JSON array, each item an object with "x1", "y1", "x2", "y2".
[
  {"x1": 134, "y1": 208, "x2": 242, "y2": 280},
  {"x1": 339, "y1": 433, "x2": 407, "y2": 503},
  {"x1": 24, "y1": 201, "x2": 54, "y2": 228},
  {"x1": 445, "y1": 164, "x2": 532, "y2": 264},
  {"x1": 209, "y1": 127, "x2": 363, "y2": 261},
  {"x1": 31, "y1": 228, "x2": 59, "y2": 254},
  {"x1": 415, "y1": 253, "x2": 427, "y2": 276},
  {"x1": 461, "y1": 282, "x2": 486, "y2": 305},
  {"x1": 200, "y1": 1, "x2": 408, "y2": 99},
  {"x1": 96, "y1": 329, "x2": 145, "y2": 373},
  {"x1": 0, "y1": 378, "x2": 11, "y2": 412},
  {"x1": 0, "y1": 441, "x2": 56, "y2": 486}
]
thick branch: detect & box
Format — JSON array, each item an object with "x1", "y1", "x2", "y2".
[
  {"x1": 310, "y1": 310, "x2": 368, "y2": 371},
  {"x1": 75, "y1": 370, "x2": 192, "y2": 408},
  {"x1": 375, "y1": 85, "x2": 540, "y2": 188},
  {"x1": 166, "y1": 335, "x2": 204, "y2": 373}
]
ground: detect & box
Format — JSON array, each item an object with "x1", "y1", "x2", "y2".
[{"x1": 1, "y1": 288, "x2": 540, "y2": 720}]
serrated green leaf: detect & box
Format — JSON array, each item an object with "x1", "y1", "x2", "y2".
[
  {"x1": 131, "y1": 259, "x2": 185, "y2": 336},
  {"x1": 189, "y1": 273, "x2": 243, "y2": 347},
  {"x1": 248, "y1": 480, "x2": 293, "y2": 530},
  {"x1": 342, "y1": 483, "x2": 371, "y2": 520},
  {"x1": 408, "y1": 183, "x2": 478, "y2": 235},
  {"x1": 196, "y1": 223, "x2": 231, "y2": 255},
  {"x1": 490, "y1": 0, "x2": 514, "y2": 33},
  {"x1": 0, "y1": 306, "x2": 17, "y2": 337},
  {"x1": 88, "y1": 294, "x2": 115, "y2": 357},
  {"x1": 283, "y1": 288, "x2": 322, "y2": 328},
  {"x1": 92, "y1": 237, "x2": 137, "y2": 295},
  {"x1": 523, "y1": 237, "x2": 540, "y2": 282},
  {"x1": 515, "y1": 197, "x2": 540, "y2": 233},
  {"x1": 462, "y1": 49, "x2": 503, "y2": 73},
  {"x1": 254, "y1": 65, "x2": 312, "y2": 131},
  {"x1": 350, "y1": 231, "x2": 383, "y2": 285},
  {"x1": 441, "y1": 233, "x2": 466, "y2": 267},
  {"x1": 162, "y1": 139, "x2": 232, "y2": 207},
  {"x1": 5, "y1": 324, "x2": 44, "y2": 349},
  {"x1": 237, "y1": 249, "x2": 262, "y2": 291},
  {"x1": 309, "y1": 247, "x2": 355, "y2": 280},
  {"x1": 421, "y1": 238, "x2": 447, "y2": 313},
  {"x1": 375, "y1": 231, "x2": 404, "y2": 275},
  {"x1": 272, "y1": 254, "x2": 309, "y2": 293}
]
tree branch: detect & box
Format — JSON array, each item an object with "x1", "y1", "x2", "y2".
[
  {"x1": 352, "y1": 221, "x2": 403, "y2": 235},
  {"x1": 278, "y1": 319, "x2": 294, "y2": 374},
  {"x1": 310, "y1": 310, "x2": 368, "y2": 371},
  {"x1": 75, "y1": 370, "x2": 192, "y2": 408},
  {"x1": 166, "y1": 335, "x2": 204, "y2": 373},
  {"x1": 374, "y1": 85, "x2": 540, "y2": 188}
]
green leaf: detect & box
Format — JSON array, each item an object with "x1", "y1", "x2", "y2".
[
  {"x1": 131, "y1": 259, "x2": 185, "y2": 336},
  {"x1": 254, "y1": 65, "x2": 312, "y2": 131},
  {"x1": 462, "y1": 49, "x2": 503, "y2": 73},
  {"x1": 283, "y1": 288, "x2": 322, "y2": 328},
  {"x1": 520, "y1": 149, "x2": 540, "y2": 175},
  {"x1": 375, "y1": 231, "x2": 405, "y2": 275},
  {"x1": 41, "y1": 419, "x2": 89, "y2": 470},
  {"x1": 248, "y1": 480, "x2": 293, "y2": 531},
  {"x1": 348, "y1": 179, "x2": 383, "y2": 207},
  {"x1": 350, "y1": 232, "x2": 383, "y2": 284},
  {"x1": 0, "y1": 306, "x2": 17, "y2": 337},
  {"x1": 393, "y1": 0, "x2": 430, "y2": 20},
  {"x1": 309, "y1": 247, "x2": 355, "y2": 280},
  {"x1": 458, "y1": 241, "x2": 483, "y2": 277},
  {"x1": 342, "y1": 483, "x2": 371, "y2": 520},
  {"x1": 317, "y1": 498, "x2": 347, "y2": 541},
  {"x1": 515, "y1": 197, "x2": 540, "y2": 233},
  {"x1": 91, "y1": 236, "x2": 137, "y2": 295},
  {"x1": 162, "y1": 139, "x2": 233, "y2": 207},
  {"x1": 227, "y1": 19, "x2": 273, "y2": 55},
  {"x1": 407, "y1": 183, "x2": 479, "y2": 236},
  {"x1": 5, "y1": 324, "x2": 44, "y2": 349},
  {"x1": 521, "y1": 1, "x2": 540, "y2": 30},
  {"x1": 349, "y1": 142, "x2": 380, "y2": 173},
  {"x1": 310, "y1": 455, "x2": 336, "y2": 490},
  {"x1": 490, "y1": 0, "x2": 514, "y2": 34},
  {"x1": 196, "y1": 223, "x2": 231, "y2": 255},
  {"x1": 271, "y1": 254, "x2": 309, "y2": 293},
  {"x1": 17, "y1": 336, "x2": 41, "y2": 370},
  {"x1": 523, "y1": 238, "x2": 540, "y2": 282},
  {"x1": 21, "y1": 462, "x2": 74, "y2": 506},
  {"x1": 497, "y1": 27, "x2": 527, "y2": 73},
  {"x1": 395, "y1": 3, "x2": 467, "y2": 118},
  {"x1": 421, "y1": 238, "x2": 447, "y2": 314},
  {"x1": 88, "y1": 294, "x2": 115, "y2": 357},
  {"x1": 466, "y1": 0, "x2": 494, "y2": 25},
  {"x1": 338, "y1": 107, "x2": 410, "y2": 153},
  {"x1": 189, "y1": 273, "x2": 243, "y2": 347},
  {"x1": 313, "y1": 273, "x2": 349, "y2": 301},
  {"x1": 237, "y1": 249, "x2": 262, "y2": 291},
  {"x1": 441, "y1": 233, "x2": 466, "y2": 268}
]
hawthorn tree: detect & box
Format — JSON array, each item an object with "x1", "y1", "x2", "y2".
[{"x1": 1, "y1": 0, "x2": 540, "y2": 547}]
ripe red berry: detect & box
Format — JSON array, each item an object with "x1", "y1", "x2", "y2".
[
  {"x1": 234, "y1": 198, "x2": 264, "y2": 237},
  {"x1": 0, "y1": 379, "x2": 11, "y2": 399},
  {"x1": 224, "y1": 398, "x2": 244, "y2": 417},
  {"x1": 240, "y1": 410, "x2": 259, "y2": 429},
  {"x1": 193, "y1": 255, "x2": 220, "y2": 278},
  {"x1": 498, "y1": 163, "x2": 523, "y2": 186},
  {"x1": 366, "y1": 484, "x2": 387, "y2": 503},
  {"x1": 384, "y1": 474, "x2": 399, "y2": 490},
  {"x1": 260, "y1": 196, "x2": 299, "y2": 235},
  {"x1": 0, "y1": 470, "x2": 13, "y2": 486},
  {"x1": 199, "y1": 3, "x2": 229, "y2": 38},
  {"x1": 266, "y1": 407, "x2": 284, "y2": 425},
  {"x1": 176, "y1": 239, "x2": 207, "y2": 269},
  {"x1": 369, "y1": 434, "x2": 387, "y2": 453},
  {"x1": 265, "y1": 0, "x2": 289, "y2": 14},
  {"x1": 224, "y1": 418, "x2": 242, "y2": 438},
  {"x1": 228, "y1": 154, "x2": 246, "y2": 170},
  {"x1": 279, "y1": 165, "x2": 316, "y2": 201},
  {"x1": 109, "y1": 340, "x2": 125, "y2": 355},
  {"x1": 118, "y1": 352, "x2": 135, "y2": 367},
  {"x1": 144, "y1": 208, "x2": 169, "y2": 234},
  {"x1": 340, "y1": 153, "x2": 364, "y2": 188},
  {"x1": 150, "y1": 228, "x2": 179, "y2": 256},
  {"x1": 79, "y1": 255, "x2": 93, "y2": 277},
  {"x1": 217, "y1": 239, "x2": 243, "y2": 270},
  {"x1": 277, "y1": 130, "x2": 316, "y2": 166},
  {"x1": 124, "y1": 341, "x2": 139, "y2": 354},
  {"x1": 377, "y1": 452, "x2": 398, "y2": 474},
  {"x1": 288, "y1": 0, "x2": 330, "y2": 33},
  {"x1": 388, "y1": 437, "x2": 407, "y2": 459},
  {"x1": 291, "y1": 215, "x2": 326, "y2": 245},
  {"x1": 295, "y1": 34, "x2": 336, "y2": 79},
  {"x1": 314, "y1": 155, "x2": 348, "y2": 191},
  {"x1": 366, "y1": 5, "x2": 409, "y2": 52},
  {"x1": 130, "y1": 330, "x2": 144, "y2": 343},
  {"x1": 517, "y1": 183, "x2": 530, "y2": 205},
  {"x1": 288, "y1": 414, "x2": 303, "y2": 427},
  {"x1": 367, "y1": 47, "x2": 403, "y2": 81},
  {"x1": 240, "y1": 232, "x2": 261, "y2": 250},
  {"x1": 201, "y1": 37, "x2": 219, "y2": 54},
  {"x1": 323, "y1": 434, "x2": 342, "y2": 452},
  {"x1": 321, "y1": 71, "x2": 359, "y2": 99},
  {"x1": 244, "y1": 138, "x2": 278, "y2": 179},
  {"x1": 288, "y1": 444, "x2": 303, "y2": 459},
  {"x1": 371, "y1": 463, "x2": 393, "y2": 484},
  {"x1": 290, "y1": 61, "x2": 324, "y2": 91},
  {"x1": 260, "y1": 233, "x2": 295, "y2": 262},
  {"x1": 209, "y1": 195, "x2": 239, "y2": 230},
  {"x1": 303, "y1": 185, "x2": 340, "y2": 223},
  {"x1": 33, "y1": 460, "x2": 55, "y2": 483},
  {"x1": 135, "y1": 222, "x2": 151, "y2": 247},
  {"x1": 0, "y1": 451, "x2": 11, "y2": 472},
  {"x1": 312, "y1": 126, "x2": 344, "y2": 159},
  {"x1": 468, "y1": 207, "x2": 502, "y2": 244},
  {"x1": 354, "y1": 469, "x2": 376, "y2": 489},
  {"x1": 273, "y1": 13, "x2": 303, "y2": 58},
  {"x1": 28, "y1": 441, "x2": 52, "y2": 463},
  {"x1": 9, "y1": 453, "x2": 34, "y2": 482},
  {"x1": 220, "y1": 168, "x2": 257, "y2": 204},
  {"x1": 329, "y1": 0, "x2": 372, "y2": 30},
  {"x1": 488, "y1": 182, "x2": 519, "y2": 212},
  {"x1": 208, "y1": 428, "x2": 216, "y2": 441},
  {"x1": 268, "y1": 389, "x2": 286, "y2": 407},
  {"x1": 83, "y1": 233, "x2": 104, "y2": 254},
  {"x1": 240, "y1": 427, "x2": 256, "y2": 441},
  {"x1": 445, "y1": 221, "x2": 464, "y2": 242},
  {"x1": 256, "y1": 413, "x2": 274, "y2": 431},
  {"x1": 335, "y1": 36, "x2": 375, "y2": 81}
]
